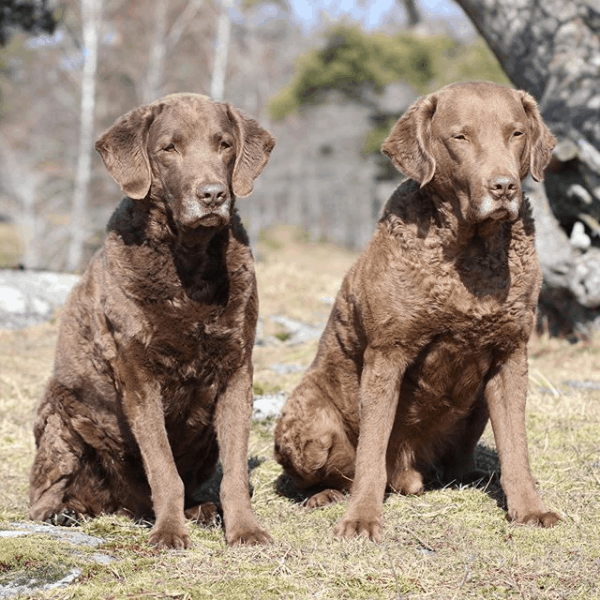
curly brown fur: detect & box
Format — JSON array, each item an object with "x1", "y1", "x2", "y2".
[
  {"x1": 29, "y1": 94, "x2": 275, "y2": 549},
  {"x1": 274, "y1": 81, "x2": 560, "y2": 541}
]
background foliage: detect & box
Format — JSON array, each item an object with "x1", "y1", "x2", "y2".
[{"x1": 269, "y1": 26, "x2": 508, "y2": 121}]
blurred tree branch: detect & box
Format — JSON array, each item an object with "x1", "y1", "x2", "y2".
[{"x1": 400, "y1": 0, "x2": 420, "y2": 27}]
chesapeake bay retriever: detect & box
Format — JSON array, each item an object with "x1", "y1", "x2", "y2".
[
  {"x1": 274, "y1": 81, "x2": 560, "y2": 541},
  {"x1": 29, "y1": 93, "x2": 275, "y2": 549}
]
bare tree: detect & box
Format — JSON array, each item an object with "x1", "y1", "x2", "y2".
[
  {"x1": 454, "y1": 0, "x2": 600, "y2": 336},
  {"x1": 0, "y1": 135, "x2": 44, "y2": 269},
  {"x1": 210, "y1": 0, "x2": 234, "y2": 101},
  {"x1": 142, "y1": 0, "x2": 204, "y2": 103},
  {"x1": 66, "y1": 0, "x2": 102, "y2": 272}
]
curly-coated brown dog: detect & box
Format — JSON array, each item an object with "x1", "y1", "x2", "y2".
[
  {"x1": 274, "y1": 81, "x2": 560, "y2": 541},
  {"x1": 29, "y1": 94, "x2": 275, "y2": 549}
]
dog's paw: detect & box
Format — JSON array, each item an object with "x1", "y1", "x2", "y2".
[
  {"x1": 508, "y1": 509, "x2": 561, "y2": 528},
  {"x1": 306, "y1": 489, "x2": 346, "y2": 509},
  {"x1": 148, "y1": 524, "x2": 191, "y2": 549},
  {"x1": 226, "y1": 524, "x2": 272, "y2": 546},
  {"x1": 44, "y1": 508, "x2": 80, "y2": 527},
  {"x1": 334, "y1": 514, "x2": 382, "y2": 542}
]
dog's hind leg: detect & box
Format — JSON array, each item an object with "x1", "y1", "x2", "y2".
[
  {"x1": 29, "y1": 409, "x2": 92, "y2": 524},
  {"x1": 275, "y1": 390, "x2": 356, "y2": 507},
  {"x1": 29, "y1": 380, "x2": 126, "y2": 524}
]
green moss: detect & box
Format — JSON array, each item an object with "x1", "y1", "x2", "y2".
[{"x1": 0, "y1": 536, "x2": 77, "y2": 586}]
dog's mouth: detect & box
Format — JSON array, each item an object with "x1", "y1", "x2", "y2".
[
  {"x1": 196, "y1": 212, "x2": 228, "y2": 227},
  {"x1": 475, "y1": 195, "x2": 521, "y2": 224},
  {"x1": 176, "y1": 199, "x2": 231, "y2": 229},
  {"x1": 487, "y1": 207, "x2": 510, "y2": 221}
]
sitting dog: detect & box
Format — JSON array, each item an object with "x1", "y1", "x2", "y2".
[
  {"x1": 29, "y1": 93, "x2": 275, "y2": 549},
  {"x1": 274, "y1": 81, "x2": 560, "y2": 541}
]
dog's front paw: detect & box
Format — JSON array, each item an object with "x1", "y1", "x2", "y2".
[
  {"x1": 334, "y1": 513, "x2": 382, "y2": 542},
  {"x1": 226, "y1": 523, "x2": 272, "y2": 546},
  {"x1": 149, "y1": 523, "x2": 191, "y2": 549},
  {"x1": 508, "y1": 509, "x2": 561, "y2": 528}
]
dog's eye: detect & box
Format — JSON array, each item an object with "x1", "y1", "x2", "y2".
[
  {"x1": 512, "y1": 131, "x2": 525, "y2": 138},
  {"x1": 163, "y1": 143, "x2": 176, "y2": 152},
  {"x1": 453, "y1": 134, "x2": 467, "y2": 141},
  {"x1": 220, "y1": 140, "x2": 232, "y2": 151}
]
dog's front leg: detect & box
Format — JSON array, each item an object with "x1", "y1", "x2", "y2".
[
  {"x1": 119, "y1": 363, "x2": 190, "y2": 549},
  {"x1": 215, "y1": 362, "x2": 271, "y2": 545},
  {"x1": 334, "y1": 346, "x2": 405, "y2": 542},
  {"x1": 485, "y1": 345, "x2": 560, "y2": 527}
]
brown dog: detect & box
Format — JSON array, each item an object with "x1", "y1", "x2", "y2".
[
  {"x1": 29, "y1": 94, "x2": 275, "y2": 549},
  {"x1": 274, "y1": 81, "x2": 560, "y2": 541}
]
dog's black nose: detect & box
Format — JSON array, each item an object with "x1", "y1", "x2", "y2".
[
  {"x1": 488, "y1": 176, "x2": 518, "y2": 199},
  {"x1": 196, "y1": 183, "x2": 228, "y2": 208}
]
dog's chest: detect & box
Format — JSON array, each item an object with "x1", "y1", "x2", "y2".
[
  {"x1": 403, "y1": 336, "x2": 493, "y2": 412},
  {"x1": 141, "y1": 288, "x2": 250, "y2": 380},
  {"x1": 104, "y1": 250, "x2": 254, "y2": 390},
  {"x1": 418, "y1": 235, "x2": 537, "y2": 347}
]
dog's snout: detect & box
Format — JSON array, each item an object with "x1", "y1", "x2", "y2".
[
  {"x1": 488, "y1": 176, "x2": 518, "y2": 199},
  {"x1": 196, "y1": 183, "x2": 228, "y2": 208}
]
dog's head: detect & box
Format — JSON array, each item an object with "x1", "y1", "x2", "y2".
[
  {"x1": 95, "y1": 93, "x2": 275, "y2": 230},
  {"x1": 381, "y1": 81, "x2": 555, "y2": 224}
]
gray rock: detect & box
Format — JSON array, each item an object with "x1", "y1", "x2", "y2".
[
  {"x1": 0, "y1": 522, "x2": 111, "y2": 599},
  {"x1": 4, "y1": 522, "x2": 104, "y2": 547},
  {"x1": 0, "y1": 568, "x2": 82, "y2": 599},
  {"x1": 253, "y1": 392, "x2": 286, "y2": 419},
  {"x1": 269, "y1": 315, "x2": 323, "y2": 345},
  {"x1": 270, "y1": 363, "x2": 306, "y2": 375},
  {"x1": 0, "y1": 270, "x2": 79, "y2": 329}
]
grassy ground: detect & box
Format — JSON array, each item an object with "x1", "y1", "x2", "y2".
[{"x1": 1, "y1": 226, "x2": 599, "y2": 599}]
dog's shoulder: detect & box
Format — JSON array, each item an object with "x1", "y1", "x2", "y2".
[
  {"x1": 380, "y1": 179, "x2": 431, "y2": 231},
  {"x1": 359, "y1": 179, "x2": 441, "y2": 281}
]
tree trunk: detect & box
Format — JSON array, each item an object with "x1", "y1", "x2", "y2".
[
  {"x1": 142, "y1": 0, "x2": 169, "y2": 104},
  {"x1": 142, "y1": 0, "x2": 204, "y2": 104},
  {"x1": 66, "y1": 0, "x2": 102, "y2": 272},
  {"x1": 454, "y1": 0, "x2": 600, "y2": 337},
  {"x1": 210, "y1": 0, "x2": 233, "y2": 102},
  {"x1": 0, "y1": 135, "x2": 42, "y2": 269}
]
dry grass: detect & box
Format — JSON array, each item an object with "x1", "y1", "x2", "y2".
[
  {"x1": 1, "y1": 226, "x2": 599, "y2": 599},
  {"x1": 0, "y1": 222, "x2": 22, "y2": 267}
]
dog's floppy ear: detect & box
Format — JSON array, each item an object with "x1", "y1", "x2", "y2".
[
  {"x1": 517, "y1": 90, "x2": 555, "y2": 182},
  {"x1": 227, "y1": 105, "x2": 275, "y2": 198},
  {"x1": 381, "y1": 94, "x2": 437, "y2": 187},
  {"x1": 95, "y1": 104, "x2": 161, "y2": 200}
]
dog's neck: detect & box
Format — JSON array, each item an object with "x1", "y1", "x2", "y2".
[
  {"x1": 425, "y1": 187, "x2": 513, "y2": 257},
  {"x1": 112, "y1": 196, "x2": 230, "y2": 279}
]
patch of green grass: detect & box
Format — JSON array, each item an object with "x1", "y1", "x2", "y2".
[
  {"x1": 0, "y1": 537, "x2": 77, "y2": 587},
  {"x1": 273, "y1": 331, "x2": 292, "y2": 343},
  {"x1": 252, "y1": 380, "x2": 283, "y2": 396}
]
